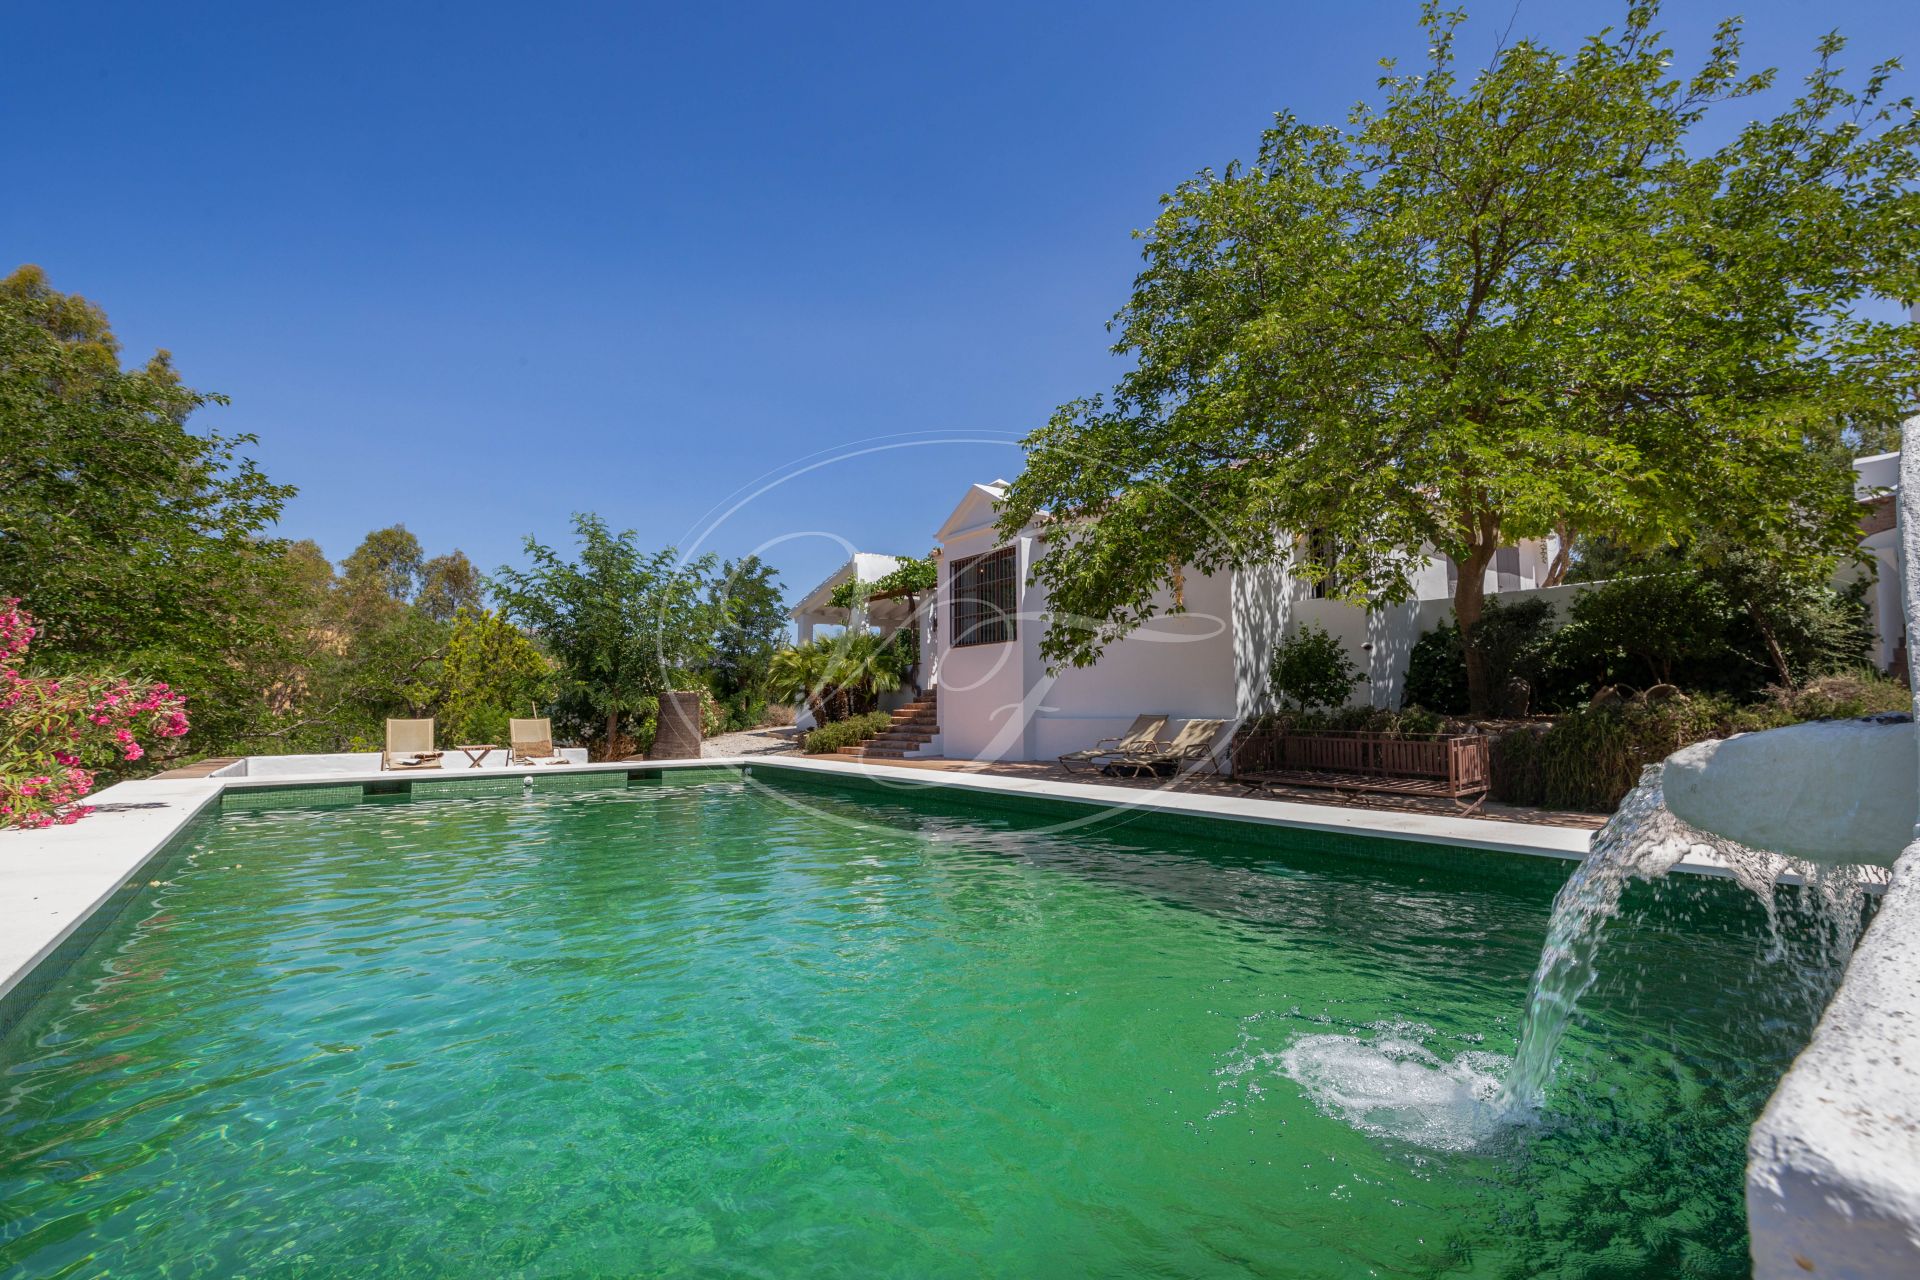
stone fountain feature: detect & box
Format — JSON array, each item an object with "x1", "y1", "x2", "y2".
[
  {"x1": 1274, "y1": 425, "x2": 1919, "y2": 1274},
  {"x1": 1663, "y1": 425, "x2": 1920, "y2": 1279}
]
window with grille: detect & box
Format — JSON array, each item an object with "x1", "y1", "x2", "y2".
[
  {"x1": 1304, "y1": 529, "x2": 1343, "y2": 600},
  {"x1": 949, "y1": 545, "x2": 1018, "y2": 648}
]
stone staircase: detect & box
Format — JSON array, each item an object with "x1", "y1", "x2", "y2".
[{"x1": 836, "y1": 690, "x2": 940, "y2": 760}]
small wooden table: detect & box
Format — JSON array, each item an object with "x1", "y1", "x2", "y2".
[{"x1": 454, "y1": 744, "x2": 497, "y2": 769}]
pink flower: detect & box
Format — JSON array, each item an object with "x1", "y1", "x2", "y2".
[{"x1": 122, "y1": 742, "x2": 144, "y2": 762}]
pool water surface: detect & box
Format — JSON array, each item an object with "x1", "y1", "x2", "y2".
[{"x1": 0, "y1": 773, "x2": 1824, "y2": 1277}]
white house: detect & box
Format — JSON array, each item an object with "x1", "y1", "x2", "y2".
[
  {"x1": 926, "y1": 480, "x2": 1569, "y2": 765},
  {"x1": 790, "y1": 552, "x2": 908, "y2": 643},
  {"x1": 921, "y1": 453, "x2": 1905, "y2": 765}
]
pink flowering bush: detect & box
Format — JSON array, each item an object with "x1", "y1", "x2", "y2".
[{"x1": 1, "y1": 600, "x2": 189, "y2": 830}]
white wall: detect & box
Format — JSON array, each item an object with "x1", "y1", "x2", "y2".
[
  {"x1": 934, "y1": 523, "x2": 1041, "y2": 761},
  {"x1": 934, "y1": 518, "x2": 1236, "y2": 763},
  {"x1": 1280, "y1": 580, "x2": 1602, "y2": 710},
  {"x1": 1030, "y1": 567, "x2": 1237, "y2": 760}
]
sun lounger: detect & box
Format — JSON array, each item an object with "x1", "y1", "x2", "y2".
[
  {"x1": 1108, "y1": 718, "x2": 1229, "y2": 778},
  {"x1": 1057, "y1": 714, "x2": 1169, "y2": 774}
]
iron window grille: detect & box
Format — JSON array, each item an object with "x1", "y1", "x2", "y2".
[{"x1": 949, "y1": 545, "x2": 1018, "y2": 648}]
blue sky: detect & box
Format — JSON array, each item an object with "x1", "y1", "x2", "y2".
[{"x1": 5, "y1": 0, "x2": 1915, "y2": 607}]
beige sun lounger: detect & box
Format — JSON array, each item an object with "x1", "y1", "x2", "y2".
[
  {"x1": 1058, "y1": 714, "x2": 1169, "y2": 774},
  {"x1": 509, "y1": 717, "x2": 568, "y2": 765},
  {"x1": 1110, "y1": 718, "x2": 1229, "y2": 778},
  {"x1": 382, "y1": 718, "x2": 443, "y2": 771}
]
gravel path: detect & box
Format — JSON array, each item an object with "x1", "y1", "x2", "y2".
[{"x1": 703, "y1": 726, "x2": 802, "y2": 758}]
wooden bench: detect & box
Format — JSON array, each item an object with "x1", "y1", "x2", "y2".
[{"x1": 1235, "y1": 729, "x2": 1492, "y2": 813}]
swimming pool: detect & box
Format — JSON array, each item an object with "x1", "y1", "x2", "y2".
[{"x1": 0, "y1": 770, "x2": 1828, "y2": 1276}]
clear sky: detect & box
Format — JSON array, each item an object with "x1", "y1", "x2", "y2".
[{"x1": 5, "y1": 0, "x2": 1915, "y2": 608}]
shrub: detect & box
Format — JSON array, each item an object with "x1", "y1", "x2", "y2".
[
  {"x1": 1270, "y1": 624, "x2": 1366, "y2": 712},
  {"x1": 721, "y1": 691, "x2": 768, "y2": 733},
  {"x1": 1721, "y1": 670, "x2": 1910, "y2": 733},
  {"x1": 1545, "y1": 570, "x2": 1735, "y2": 700},
  {"x1": 1, "y1": 600, "x2": 191, "y2": 829},
  {"x1": 1545, "y1": 557, "x2": 1875, "y2": 705},
  {"x1": 1402, "y1": 622, "x2": 1468, "y2": 715},
  {"x1": 1488, "y1": 701, "x2": 1714, "y2": 812},
  {"x1": 1480, "y1": 682, "x2": 1910, "y2": 813},
  {"x1": 1256, "y1": 705, "x2": 1447, "y2": 736},
  {"x1": 801, "y1": 710, "x2": 892, "y2": 754},
  {"x1": 1403, "y1": 596, "x2": 1557, "y2": 715}
]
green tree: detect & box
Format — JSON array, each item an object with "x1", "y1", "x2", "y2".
[
  {"x1": 339, "y1": 524, "x2": 425, "y2": 631},
  {"x1": 326, "y1": 608, "x2": 451, "y2": 729},
  {"x1": 705, "y1": 556, "x2": 787, "y2": 723},
  {"x1": 0, "y1": 265, "x2": 301, "y2": 752},
  {"x1": 417, "y1": 550, "x2": 487, "y2": 623},
  {"x1": 434, "y1": 608, "x2": 559, "y2": 744},
  {"x1": 996, "y1": 4, "x2": 1919, "y2": 712},
  {"x1": 493, "y1": 515, "x2": 718, "y2": 756}
]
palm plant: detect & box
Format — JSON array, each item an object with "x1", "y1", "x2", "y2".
[{"x1": 767, "y1": 631, "x2": 909, "y2": 724}]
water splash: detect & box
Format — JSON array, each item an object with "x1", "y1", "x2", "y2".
[
  {"x1": 1497, "y1": 766, "x2": 1881, "y2": 1116},
  {"x1": 1279, "y1": 764, "x2": 1885, "y2": 1145},
  {"x1": 1279, "y1": 1033, "x2": 1510, "y2": 1152}
]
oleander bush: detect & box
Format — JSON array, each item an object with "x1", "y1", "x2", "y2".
[{"x1": 1, "y1": 600, "x2": 191, "y2": 830}]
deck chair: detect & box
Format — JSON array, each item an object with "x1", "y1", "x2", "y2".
[
  {"x1": 382, "y1": 718, "x2": 443, "y2": 771},
  {"x1": 1058, "y1": 714, "x2": 1169, "y2": 775},
  {"x1": 1110, "y1": 718, "x2": 1229, "y2": 779},
  {"x1": 509, "y1": 717, "x2": 568, "y2": 765}
]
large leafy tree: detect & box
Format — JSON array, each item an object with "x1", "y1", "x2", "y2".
[
  {"x1": 997, "y1": 4, "x2": 1920, "y2": 711},
  {"x1": 417, "y1": 550, "x2": 487, "y2": 623},
  {"x1": 494, "y1": 515, "x2": 718, "y2": 756},
  {"x1": 339, "y1": 524, "x2": 426, "y2": 631},
  {"x1": 705, "y1": 556, "x2": 787, "y2": 716},
  {"x1": 434, "y1": 607, "x2": 559, "y2": 744},
  {"x1": 0, "y1": 265, "x2": 301, "y2": 748}
]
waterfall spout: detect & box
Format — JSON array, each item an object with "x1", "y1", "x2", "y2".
[{"x1": 1663, "y1": 718, "x2": 1916, "y2": 868}]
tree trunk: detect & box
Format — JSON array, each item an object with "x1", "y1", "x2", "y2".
[
  {"x1": 1744, "y1": 599, "x2": 1796, "y2": 689},
  {"x1": 1455, "y1": 543, "x2": 1497, "y2": 715},
  {"x1": 1543, "y1": 523, "x2": 1573, "y2": 587},
  {"x1": 604, "y1": 709, "x2": 620, "y2": 761}
]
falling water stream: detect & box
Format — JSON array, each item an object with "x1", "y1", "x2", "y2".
[{"x1": 1285, "y1": 764, "x2": 1887, "y2": 1147}]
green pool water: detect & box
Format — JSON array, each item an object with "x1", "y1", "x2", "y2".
[{"x1": 1, "y1": 772, "x2": 1824, "y2": 1277}]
